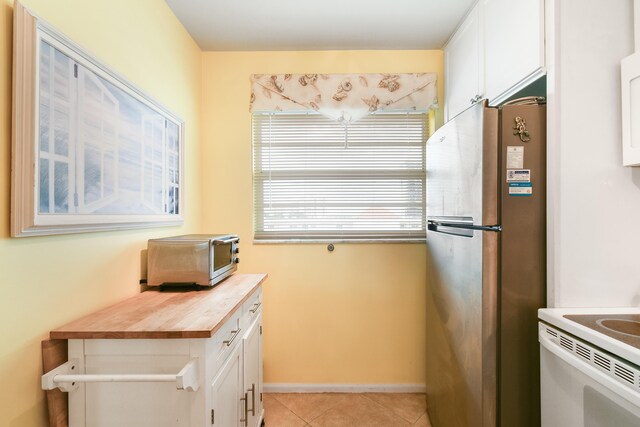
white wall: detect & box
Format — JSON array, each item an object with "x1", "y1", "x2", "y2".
[{"x1": 547, "y1": 0, "x2": 640, "y2": 307}]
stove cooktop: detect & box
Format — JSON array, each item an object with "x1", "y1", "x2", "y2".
[{"x1": 564, "y1": 314, "x2": 640, "y2": 350}]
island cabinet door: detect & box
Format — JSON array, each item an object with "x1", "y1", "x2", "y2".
[
  {"x1": 243, "y1": 314, "x2": 263, "y2": 427},
  {"x1": 211, "y1": 340, "x2": 243, "y2": 427}
]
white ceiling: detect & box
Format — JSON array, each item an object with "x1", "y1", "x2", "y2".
[{"x1": 165, "y1": 0, "x2": 476, "y2": 51}]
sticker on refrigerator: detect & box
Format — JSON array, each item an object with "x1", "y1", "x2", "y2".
[
  {"x1": 506, "y1": 169, "x2": 531, "y2": 182},
  {"x1": 508, "y1": 182, "x2": 532, "y2": 196},
  {"x1": 506, "y1": 146, "x2": 524, "y2": 169}
]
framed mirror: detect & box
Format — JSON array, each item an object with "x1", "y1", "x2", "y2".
[{"x1": 12, "y1": 3, "x2": 184, "y2": 236}]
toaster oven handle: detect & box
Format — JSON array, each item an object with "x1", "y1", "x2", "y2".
[{"x1": 212, "y1": 237, "x2": 239, "y2": 245}]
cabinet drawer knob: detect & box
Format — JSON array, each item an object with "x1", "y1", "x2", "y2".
[
  {"x1": 223, "y1": 328, "x2": 241, "y2": 346},
  {"x1": 249, "y1": 302, "x2": 262, "y2": 314}
]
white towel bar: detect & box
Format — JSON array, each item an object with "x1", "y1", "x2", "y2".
[{"x1": 41, "y1": 358, "x2": 199, "y2": 392}]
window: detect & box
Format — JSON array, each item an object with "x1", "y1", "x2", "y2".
[{"x1": 252, "y1": 112, "x2": 427, "y2": 242}]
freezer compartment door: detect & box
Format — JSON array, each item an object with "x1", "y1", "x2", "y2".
[{"x1": 426, "y1": 102, "x2": 499, "y2": 226}]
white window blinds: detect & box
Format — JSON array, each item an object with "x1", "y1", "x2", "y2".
[{"x1": 252, "y1": 112, "x2": 427, "y2": 241}]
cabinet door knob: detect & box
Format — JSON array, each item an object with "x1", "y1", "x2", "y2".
[
  {"x1": 248, "y1": 383, "x2": 256, "y2": 416},
  {"x1": 240, "y1": 392, "x2": 249, "y2": 426}
]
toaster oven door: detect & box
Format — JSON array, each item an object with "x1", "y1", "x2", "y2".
[{"x1": 211, "y1": 236, "x2": 238, "y2": 284}]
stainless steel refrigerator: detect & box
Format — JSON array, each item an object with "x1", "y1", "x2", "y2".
[{"x1": 425, "y1": 98, "x2": 546, "y2": 427}]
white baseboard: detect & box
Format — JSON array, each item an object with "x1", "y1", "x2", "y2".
[{"x1": 263, "y1": 383, "x2": 427, "y2": 393}]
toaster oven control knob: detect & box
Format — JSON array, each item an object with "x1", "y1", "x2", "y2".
[
  {"x1": 234, "y1": 257, "x2": 240, "y2": 264},
  {"x1": 234, "y1": 247, "x2": 240, "y2": 254}
]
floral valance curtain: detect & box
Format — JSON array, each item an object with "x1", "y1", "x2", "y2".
[{"x1": 250, "y1": 73, "x2": 437, "y2": 123}]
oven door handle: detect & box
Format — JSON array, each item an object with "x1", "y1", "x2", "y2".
[
  {"x1": 212, "y1": 237, "x2": 239, "y2": 245},
  {"x1": 539, "y1": 333, "x2": 640, "y2": 407}
]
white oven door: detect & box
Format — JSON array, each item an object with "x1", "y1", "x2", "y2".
[{"x1": 539, "y1": 323, "x2": 640, "y2": 427}]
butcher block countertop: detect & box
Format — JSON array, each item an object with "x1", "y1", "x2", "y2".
[{"x1": 50, "y1": 273, "x2": 267, "y2": 340}]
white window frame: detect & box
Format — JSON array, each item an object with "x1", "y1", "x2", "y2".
[
  {"x1": 252, "y1": 111, "x2": 428, "y2": 243},
  {"x1": 11, "y1": 3, "x2": 184, "y2": 236}
]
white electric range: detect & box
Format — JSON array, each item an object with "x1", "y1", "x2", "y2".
[{"x1": 538, "y1": 308, "x2": 640, "y2": 426}]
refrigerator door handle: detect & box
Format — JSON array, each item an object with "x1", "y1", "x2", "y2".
[{"x1": 428, "y1": 220, "x2": 502, "y2": 233}]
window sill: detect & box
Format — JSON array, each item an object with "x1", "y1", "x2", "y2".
[{"x1": 253, "y1": 238, "x2": 426, "y2": 244}]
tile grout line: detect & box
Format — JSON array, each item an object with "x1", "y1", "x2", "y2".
[
  {"x1": 270, "y1": 394, "x2": 301, "y2": 423},
  {"x1": 270, "y1": 393, "x2": 336, "y2": 425},
  {"x1": 302, "y1": 395, "x2": 351, "y2": 425},
  {"x1": 268, "y1": 394, "x2": 308, "y2": 425},
  {"x1": 361, "y1": 393, "x2": 427, "y2": 424},
  {"x1": 359, "y1": 393, "x2": 398, "y2": 416},
  {"x1": 275, "y1": 393, "x2": 369, "y2": 425},
  {"x1": 305, "y1": 406, "x2": 333, "y2": 425},
  {"x1": 267, "y1": 392, "x2": 429, "y2": 426}
]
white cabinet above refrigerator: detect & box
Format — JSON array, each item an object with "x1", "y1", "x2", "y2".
[
  {"x1": 444, "y1": 0, "x2": 546, "y2": 120},
  {"x1": 444, "y1": 3, "x2": 483, "y2": 120},
  {"x1": 483, "y1": 0, "x2": 546, "y2": 104}
]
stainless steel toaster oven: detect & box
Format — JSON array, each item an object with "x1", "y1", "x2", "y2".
[{"x1": 147, "y1": 234, "x2": 239, "y2": 287}]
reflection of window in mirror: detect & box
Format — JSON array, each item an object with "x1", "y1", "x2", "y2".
[{"x1": 37, "y1": 39, "x2": 181, "y2": 217}]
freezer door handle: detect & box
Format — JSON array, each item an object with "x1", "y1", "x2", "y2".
[{"x1": 428, "y1": 220, "x2": 502, "y2": 233}]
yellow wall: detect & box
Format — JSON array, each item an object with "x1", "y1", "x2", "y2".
[
  {"x1": 0, "y1": 3, "x2": 443, "y2": 421},
  {"x1": 0, "y1": 1, "x2": 202, "y2": 425},
  {"x1": 201, "y1": 51, "x2": 442, "y2": 385}
]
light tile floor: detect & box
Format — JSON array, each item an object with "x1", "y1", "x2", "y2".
[{"x1": 264, "y1": 392, "x2": 432, "y2": 426}]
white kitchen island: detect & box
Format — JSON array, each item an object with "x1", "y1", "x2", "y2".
[{"x1": 43, "y1": 273, "x2": 267, "y2": 427}]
